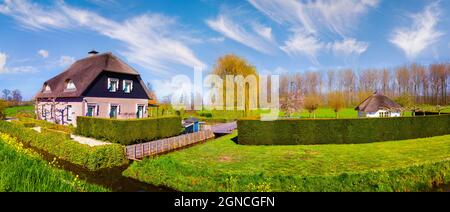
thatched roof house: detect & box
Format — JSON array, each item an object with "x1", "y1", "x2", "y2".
[{"x1": 355, "y1": 92, "x2": 402, "y2": 118}]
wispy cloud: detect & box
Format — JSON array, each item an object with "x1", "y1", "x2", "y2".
[
  {"x1": 58, "y1": 55, "x2": 75, "y2": 67},
  {"x1": 280, "y1": 31, "x2": 368, "y2": 64},
  {"x1": 280, "y1": 30, "x2": 324, "y2": 64},
  {"x1": 389, "y1": 2, "x2": 443, "y2": 59},
  {"x1": 206, "y1": 9, "x2": 276, "y2": 54},
  {"x1": 249, "y1": 0, "x2": 375, "y2": 63},
  {"x1": 0, "y1": 52, "x2": 37, "y2": 74},
  {"x1": 0, "y1": 0, "x2": 71, "y2": 30},
  {"x1": 248, "y1": 0, "x2": 379, "y2": 36},
  {"x1": 330, "y1": 38, "x2": 369, "y2": 56},
  {"x1": 0, "y1": 0, "x2": 205, "y2": 74},
  {"x1": 0, "y1": 53, "x2": 6, "y2": 73},
  {"x1": 38, "y1": 49, "x2": 49, "y2": 58}
]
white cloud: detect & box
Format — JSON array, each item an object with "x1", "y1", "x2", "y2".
[
  {"x1": 0, "y1": 53, "x2": 6, "y2": 73},
  {"x1": 280, "y1": 31, "x2": 324, "y2": 63},
  {"x1": 389, "y1": 2, "x2": 443, "y2": 59},
  {"x1": 38, "y1": 49, "x2": 49, "y2": 58},
  {"x1": 330, "y1": 38, "x2": 368, "y2": 56},
  {"x1": 206, "y1": 12, "x2": 276, "y2": 54},
  {"x1": 58, "y1": 56, "x2": 75, "y2": 67},
  {"x1": 0, "y1": 52, "x2": 37, "y2": 74},
  {"x1": 248, "y1": 0, "x2": 379, "y2": 36},
  {"x1": 281, "y1": 32, "x2": 368, "y2": 63},
  {"x1": 208, "y1": 37, "x2": 225, "y2": 43},
  {"x1": 0, "y1": 0, "x2": 71, "y2": 30},
  {"x1": 0, "y1": 0, "x2": 205, "y2": 74}
]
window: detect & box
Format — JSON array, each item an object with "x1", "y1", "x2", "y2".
[
  {"x1": 110, "y1": 105, "x2": 119, "y2": 118},
  {"x1": 379, "y1": 111, "x2": 390, "y2": 117},
  {"x1": 43, "y1": 84, "x2": 51, "y2": 93},
  {"x1": 86, "y1": 105, "x2": 96, "y2": 117},
  {"x1": 65, "y1": 80, "x2": 76, "y2": 91},
  {"x1": 67, "y1": 105, "x2": 73, "y2": 121},
  {"x1": 136, "y1": 105, "x2": 145, "y2": 118},
  {"x1": 123, "y1": 80, "x2": 133, "y2": 93},
  {"x1": 108, "y1": 78, "x2": 119, "y2": 92}
]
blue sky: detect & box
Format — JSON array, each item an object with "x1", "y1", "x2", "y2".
[{"x1": 0, "y1": 0, "x2": 449, "y2": 100}]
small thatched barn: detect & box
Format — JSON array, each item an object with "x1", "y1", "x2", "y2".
[{"x1": 355, "y1": 92, "x2": 402, "y2": 118}]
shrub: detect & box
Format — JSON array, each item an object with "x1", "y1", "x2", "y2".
[
  {"x1": 76, "y1": 116, "x2": 183, "y2": 145},
  {"x1": 238, "y1": 115, "x2": 450, "y2": 145},
  {"x1": 0, "y1": 121, "x2": 128, "y2": 170}
]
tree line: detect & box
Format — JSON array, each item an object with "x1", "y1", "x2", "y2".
[
  {"x1": 1, "y1": 89, "x2": 23, "y2": 105},
  {"x1": 280, "y1": 63, "x2": 449, "y2": 115}
]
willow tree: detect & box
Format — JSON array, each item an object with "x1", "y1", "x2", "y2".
[
  {"x1": 328, "y1": 91, "x2": 344, "y2": 118},
  {"x1": 212, "y1": 54, "x2": 258, "y2": 116}
]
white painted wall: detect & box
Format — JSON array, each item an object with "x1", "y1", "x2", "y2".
[{"x1": 359, "y1": 109, "x2": 401, "y2": 118}]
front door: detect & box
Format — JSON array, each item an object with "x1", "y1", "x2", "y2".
[{"x1": 137, "y1": 105, "x2": 144, "y2": 118}]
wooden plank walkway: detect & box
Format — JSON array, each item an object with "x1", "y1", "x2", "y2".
[
  {"x1": 211, "y1": 121, "x2": 237, "y2": 134},
  {"x1": 125, "y1": 130, "x2": 215, "y2": 160}
]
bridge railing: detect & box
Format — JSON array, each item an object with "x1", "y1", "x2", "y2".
[{"x1": 125, "y1": 130, "x2": 215, "y2": 160}]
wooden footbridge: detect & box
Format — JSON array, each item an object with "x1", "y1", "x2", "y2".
[{"x1": 125, "y1": 122, "x2": 237, "y2": 160}]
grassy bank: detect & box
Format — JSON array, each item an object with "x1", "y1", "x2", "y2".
[
  {"x1": 5, "y1": 105, "x2": 34, "y2": 117},
  {"x1": 0, "y1": 121, "x2": 128, "y2": 171},
  {"x1": 124, "y1": 133, "x2": 450, "y2": 191},
  {"x1": 0, "y1": 133, "x2": 107, "y2": 192}
]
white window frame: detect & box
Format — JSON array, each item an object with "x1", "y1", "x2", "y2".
[
  {"x1": 108, "y1": 78, "x2": 119, "y2": 92},
  {"x1": 65, "y1": 80, "x2": 76, "y2": 91},
  {"x1": 43, "y1": 84, "x2": 51, "y2": 93},
  {"x1": 109, "y1": 104, "x2": 120, "y2": 118},
  {"x1": 136, "y1": 104, "x2": 145, "y2": 118},
  {"x1": 86, "y1": 104, "x2": 98, "y2": 117},
  {"x1": 67, "y1": 105, "x2": 73, "y2": 121},
  {"x1": 123, "y1": 80, "x2": 133, "y2": 93}
]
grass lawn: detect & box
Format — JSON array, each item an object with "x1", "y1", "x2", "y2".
[
  {"x1": 5, "y1": 105, "x2": 34, "y2": 117},
  {"x1": 124, "y1": 133, "x2": 450, "y2": 192},
  {"x1": 0, "y1": 133, "x2": 107, "y2": 192}
]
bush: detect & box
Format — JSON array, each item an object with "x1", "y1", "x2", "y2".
[
  {"x1": 238, "y1": 115, "x2": 450, "y2": 145},
  {"x1": 75, "y1": 116, "x2": 183, "y2": 145},
  {"x1": 0, "y1": 121, "x2": 128, "y2": 170}
]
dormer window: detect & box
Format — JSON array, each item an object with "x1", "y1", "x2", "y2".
[
  {"x1": 43, "y1": 84, "x2": 51, "y2": 93},
  {"x1": 65, "y1": 79, "x2": 76, "y2": 91},
  {"x1": 123, "y1": 80, "x2": 133, "y2": 93},
  {"x1": 108, "y1": 78, "x2": 119, "y2": 92}
]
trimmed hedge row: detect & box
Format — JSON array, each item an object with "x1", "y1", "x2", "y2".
[
  {"x1": 76, "y1": 116, "x2": 184, "y2": 145},
  {"x1": 41, "y1": 128, "x2": 72, "y2": 140},
  {"x1": 0, "y1": 121, "x2": 128, "y2": 170},
  {"x1": 238, "y1": 115, "x2": 450, "y2": 145}
]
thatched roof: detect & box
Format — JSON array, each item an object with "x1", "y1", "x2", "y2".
[
  {"x1": 355, "y1": 92, "x2": 401, "y2": 112},
  {"x1": 35, "y1": 52, "x2": 152, "y2": 99}
]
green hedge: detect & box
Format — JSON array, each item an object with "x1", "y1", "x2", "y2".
[
  {"x1": 75, "y1": 116, "x2": 183, "y2": 145},
  {"x1": 238, "y1": 115, "x2": 450, "y2": 145},
  {"x1": 0, "y1": 121, "x2": 128, "y2": 170},
  {"x1": 41, "y1": 128, "x2": 72, "y2": 140}
]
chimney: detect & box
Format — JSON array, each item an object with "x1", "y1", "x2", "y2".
[{"x1": 88, "y1": 50, "x2": 99, "y2": 57}]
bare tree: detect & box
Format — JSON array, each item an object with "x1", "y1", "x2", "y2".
[
  {"x1": 2, "y1": 89, "x2": 11, "y2": 100},
  {"x1": 11, "y1": 89, "x2": 22, "y2": 105}
]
